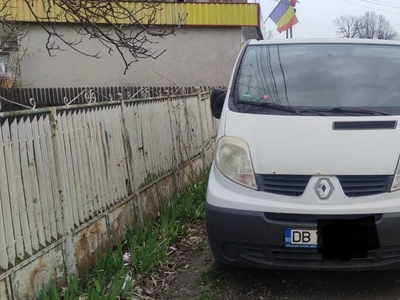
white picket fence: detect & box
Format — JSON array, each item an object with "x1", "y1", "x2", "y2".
[{"x1": 0, "y1": 90, "x2": 216, "y2": 299}]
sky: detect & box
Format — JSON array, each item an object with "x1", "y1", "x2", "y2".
[{"x1": 259, "y1": 0, "x2": 400, "y2": 39}]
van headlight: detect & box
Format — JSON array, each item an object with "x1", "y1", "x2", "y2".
[
  {"x1": 391, "y1": 157, "x2": 400, "y2": 191},
  {"x1": 215, "y1": 136, "x2": 257, "y2": 189}
]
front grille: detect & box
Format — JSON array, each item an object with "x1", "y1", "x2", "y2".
[
  {"x1": 270, "y1": 246, "x2": 400, "y2": 264},
  {"x1": 270, "y1": 246, "x2": 378, "y2": 265},
  {"x1": 256, "y1": 174, "x2": 392, "y2": 197},
  {"x1": 242, "y1": 245, "x2": 400, "y2": 266},
  {"x1": 263, "y1": 213, "x2": 383, "y2": 223},
  {"x1": 333, "y1": 121, "x2": 397, "y2": 130},
  {"x1": 256, "y1": 175, "x2": 311, "y2": 197},
  {"x1": 337, "y1": 175, "x2": 392, "y2": 197}
]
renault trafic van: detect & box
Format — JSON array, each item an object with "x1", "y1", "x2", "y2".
[{"x1": 206, "y1": 39, "x2": 400, "y2": 270}]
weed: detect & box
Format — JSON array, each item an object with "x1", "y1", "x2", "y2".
[
  {"x1": 199, "y1": 285, "x2": 218, "y2": 300},
  {"x1": 85, "y1": 269, "x2": 132, "y2": 299},
  {"x1": 127, "y1": 224, "x2": 170, "y2": 274},
  {"x1": 35, "y1": 279, "x2": 59, "y2": 300},
  {"x1": 37, "y1": 167, "x2": 210, "y2": 298},
  {"x1": 63, "y1": 276, "x2": 80, "y2": 299}
]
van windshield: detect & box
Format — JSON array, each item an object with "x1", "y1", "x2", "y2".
[{"x1": 233, "y1": 43, "x2": 400, "y2": 115}]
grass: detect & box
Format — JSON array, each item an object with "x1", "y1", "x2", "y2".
[
  {"x1": 36, "y1": 169, "x2": 209, "y2": 299},
  {"x1": 199, "y1": 285, "x2": 219, "y2": 300}
]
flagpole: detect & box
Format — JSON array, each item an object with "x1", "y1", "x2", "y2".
[
  {"x1": 291, "y1": 7, "x2": 296, "y2": 38},
  {"x1": 287, "y1": 4, "x2": 296, "y2": 39}
]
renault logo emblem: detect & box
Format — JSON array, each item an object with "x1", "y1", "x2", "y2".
[{"x1": 314, "y1": 178, "x2": 334, "y2": 200}]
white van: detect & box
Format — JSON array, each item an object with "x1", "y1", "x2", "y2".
[{"x1": 206, "y1": 39, "x2": 400, "y2": 270}]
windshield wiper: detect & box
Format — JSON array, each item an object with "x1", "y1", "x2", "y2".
[
  {"x1": 236, "y1": 100, "x2": 298, "y2": 114},
  {"x1": 235, "y1": 101, "x2": 390, "y2": 116},
  {"x1": 236, "y1": 100, "x2": 327, "y2": 115},
  {"x1": 326, "y1": 107, "x2": 392, "y2": 116}
]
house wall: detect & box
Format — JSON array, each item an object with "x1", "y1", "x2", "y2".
[{"x1": 19, "y1": 25, "x2": 243, "y2": 88}]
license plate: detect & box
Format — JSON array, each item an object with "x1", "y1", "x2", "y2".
[{"x1": 284, "y1": 229, "x2": 319, "y2": 248}]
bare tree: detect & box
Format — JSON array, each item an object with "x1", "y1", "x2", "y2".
[
  {"x1": 333, "y1": 11, "x2": 398, "y2": 40},
  {"x1": 358, "y1": 11, "x2": 378, "y2": 39},
  {"x1": 333, "y1": 15, "x2": 360, "y2": 38},
  {"x1": 376, "y1": 14, "x2": 398, "y2": 40},
  {"x1": 266, "y1": 30, "x2": 274, "y2": 39},
  {"x1": 0, "y1": 0, "x2": 185, "y2": 74}
]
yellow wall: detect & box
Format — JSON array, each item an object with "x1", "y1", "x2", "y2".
[{"x1": 0, "y1": 1, "x2": 259, "y2": 27}]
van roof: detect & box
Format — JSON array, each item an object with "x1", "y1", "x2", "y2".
[{"x1": 248, "y1": 38, "x2": 400, "y2": 46}]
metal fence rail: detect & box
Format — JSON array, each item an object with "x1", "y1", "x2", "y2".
[
  {"x1": 0, "y1": 90, "x2": 217, "y2": 299},
  {"x1": 0, "y1": 86, "x2": 214, "y2": 111}
]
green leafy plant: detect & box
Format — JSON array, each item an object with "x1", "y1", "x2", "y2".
[
  {"x1": 63, "y1": 276, "x2": 80, "y2": 299},
  {"x1": 35, "y1": 279, "x2": 59, "y2": 300},
  {"x1": 37, "y1": 167, "x2": 210, "y2": 298}
]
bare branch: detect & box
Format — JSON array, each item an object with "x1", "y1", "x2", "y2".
[
  {"x1": 333, "y1": 11, "x2": 398, "y2": 40},
  {"x1": 333, "y1": 15, "x2": 360, "y2": 38},
  {"x1": 0, "y1": 0, "x2": 186, "y2": 74}
]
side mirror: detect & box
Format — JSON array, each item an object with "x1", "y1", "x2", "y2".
[{"x1": 210, "y1": 88, "x2": 226, "y2": 119}]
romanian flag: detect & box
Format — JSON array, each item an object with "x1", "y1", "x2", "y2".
[{"x1": 269, "y1": 0, "x2": 299, "y2": 33}]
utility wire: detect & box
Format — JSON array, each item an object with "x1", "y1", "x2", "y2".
[
  {"x1": 358, "y1": 0, "x2": 400, "y2": 10},
  {"x1": 340, "y1": 0, "x2": 400, "y2": 14}
]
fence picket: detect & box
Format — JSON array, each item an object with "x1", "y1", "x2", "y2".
[
  {"x1": 90, "y1": 107, "x2": 107, "y2": 211},
  {"x1": 97, "y1": 107, "x2": 112, "y2": 208},
  {"x1": 55, "y1": 110, "x2": 74, "y2": 231},
  {"x1": 60, "y1": 111, "x2": 80, "y2": 227},
  {"x1": 11, "y1": 118, "x2": 31, "y2": 257},
  {"x1": 32, "y1": 115, "x2": 54, "y2": 243},
  {"x1": 77, "y1": 109, "x2": 94, "y2": 218},
  {"x1": 93, "y1": 108, "x2": 107, "y2": 211},
  {"x1": 108, "y1": 105, "x2": 125, "y2": 202},
  {"x1": 132, "y1": 103, "x2": 146, "y2": 187},
  {"x1": 2, "y1": 120, "x2": 17, "y2": 263},
  {"x1": 83, "y1": 109, "x2": 99, "y2": 215},
  {"x1": 24, "y1": 117, "x2": 46, "y2": 248},
  {"x1": 17, "y1": 117, "x2": 36, "y2": 254},
  {"x1": 68, "y1": 110, "x2": 88, "y2": 223},
  {"x1": 42, "y1": 114, "x2": 64, "y2": 236},
  {"x1": 77, "y1": 109, "x2": 91, "y2": 218},
  {"x1": 64, "y1": 110, "x2": 83, "y2": 224},
  {"x1": 0, "y1": 121, "x2": 11, "y2": 269}
]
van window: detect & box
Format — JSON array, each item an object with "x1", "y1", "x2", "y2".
[{"x1": 233, "y1": 44, "x2": 400, "y2": 115}]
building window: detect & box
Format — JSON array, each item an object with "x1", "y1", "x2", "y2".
[
  {"x1": 0, "y1": 36, "x2": 19, "y2": 88},
  {"x1": 0, "y1": 52, "x2": 11, "y2": 77}
]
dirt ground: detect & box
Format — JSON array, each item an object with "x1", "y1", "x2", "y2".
[
  {"x1": 158, "y1": 221, "x2": 213, "y2": 300},
  {"x1": 156, "y1": 220, "x2": 400, "y2": 300}
]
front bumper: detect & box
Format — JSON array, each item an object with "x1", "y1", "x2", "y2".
[{"x1": 206, "y1": 203, "x2": 400, "y2": 270}]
